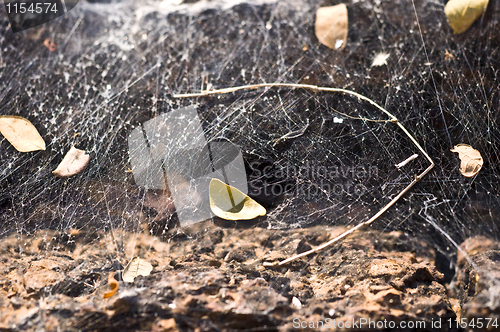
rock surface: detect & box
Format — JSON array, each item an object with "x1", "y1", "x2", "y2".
[
  {"x1": 0, "y1": 223, "x2": 467, "y2": 331},
  {"x1": 455, "y1": 237, "x2": 500, "y2": 332}
]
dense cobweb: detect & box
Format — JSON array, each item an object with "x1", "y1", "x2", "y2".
[{"x1": 0, "y1": 0, "x2": 499, "y2": 283}]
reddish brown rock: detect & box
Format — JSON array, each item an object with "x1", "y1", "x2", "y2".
[{"x1": 0, "y1": 224, "x2": 463, "y2": 331}]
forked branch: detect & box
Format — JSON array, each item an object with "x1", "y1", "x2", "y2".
[{"x1": 173, "y1": 83, "x2": 435, "y2": 267}]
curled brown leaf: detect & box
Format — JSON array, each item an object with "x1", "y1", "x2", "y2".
[
  {"x1": 53, "y1": 146, "x2": 90, "y2": 177},
  {"x1": 103, "y1": 272, "x2": 119, "y2": 299},
  {"x1": 122, "y1": 257, "x2": 153, "y2": 283}
]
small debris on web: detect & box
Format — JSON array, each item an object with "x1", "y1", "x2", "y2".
[
  {"x1": 209, "y1": 178, "x2": 266, "y2": 220},
  {"x1": 450, "y1": 144, "x2": 483, "y2": 177},
  {"x1": 315, "y1": 4, "x2": 348, "y2": 50},
  {"x1": 371, "y1": 52, "x2": 390, "y2": 67},
  {"x1": 122, "y1": 257, "x2": 153, "y2": 283},
  {"x1": 103, "y1": 272, "x2": 119, "y2": 299},
  {"x1": 43, "y1": 38, "x2": 57, "y2": 52},
  {"x1": 52, "y1": 146, "x2": 90, "y2": 177},
  {"x1": 0, "y1": 115, "x2": 46, "y2": 152},
  {"x1": 444, "y1": 0, "x2": 489, "y2": 34}
]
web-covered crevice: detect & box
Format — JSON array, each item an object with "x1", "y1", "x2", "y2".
[{"x1": 0, "y1": 0, "x2": 499, "y2": 277}]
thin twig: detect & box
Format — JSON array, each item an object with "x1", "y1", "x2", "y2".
[
  {"x1": 395, "y1": 154, "x2": 419, "y2": 169},
  {"x1": 173, "y1": 83, "x2": 435, "y2": 266}
]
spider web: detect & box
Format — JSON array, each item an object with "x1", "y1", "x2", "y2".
[{"x1": 0, "y1": 0, "x2": 499, "y2": 287}]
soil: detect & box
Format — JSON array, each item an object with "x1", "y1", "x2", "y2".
[{"x1": 1, "y1": 222, "x2": 498, "y2": 331}]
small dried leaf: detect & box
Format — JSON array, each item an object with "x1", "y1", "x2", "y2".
[
  {"x1": 53, "y1": 146, "x2": 90, "y2": 177},
  {"x1": 209, "y1": 178, "x2": 266, "y2": 220},
  {"x1": 444, "y1": 0, "x2": 489, "y2": 34},
  {"x1": 103, "y1": 272, "x2": 119, "y2": 299},
  {"x1": 0, "y1": 115, "x2": 46, "y2": 152},
  {"x1": 451, "y1": 144, "x2": 483, "y2": 177},
  {"x1": 122, "y1": 257, "x2": 153, "y2": 283},
  {"x1": 315, "y1": 4, "x2": 348, "y2": 50}
]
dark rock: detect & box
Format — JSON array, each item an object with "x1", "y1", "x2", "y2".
[{"x1": 456, "y1": 245, "x2": 500, "y2": 332}]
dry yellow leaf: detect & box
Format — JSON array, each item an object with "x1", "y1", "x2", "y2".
[
  {"x1": 0, "y1": 115, "x2": 46, "y2": 152},
  {"x1": 122, "y1": 257, "x2": 153, "y2": 283},
  {"x1": 315, "y1": 4, "x2": 348, "y2": 50},
  {"x1": 52, "y1": 146, "x2": 90, "y2": 177},
  {"x1": 450, "y1": 144, "x2": 483, "y2": 177},
  {"x1": 444, "y1": 0, "x2": 489, "y2": 34},
  {"x1": 103, "y1": 272, "x2": 119, "y2": 298},
  {"x1": 209, "y1": 178, "x2": 266, "y2": 221}
]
